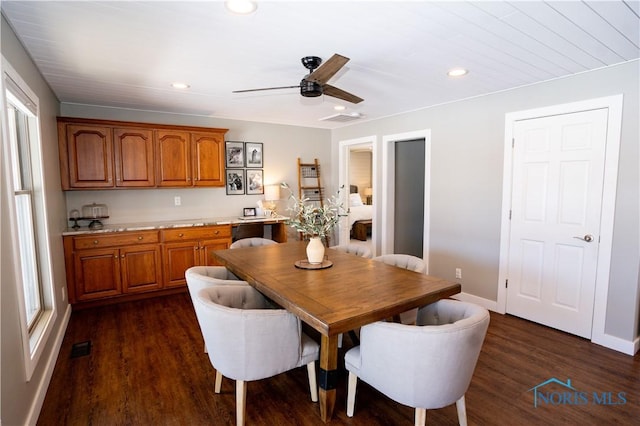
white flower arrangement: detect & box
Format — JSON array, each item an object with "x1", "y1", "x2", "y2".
[{"x1": 281, "y1": 182, "x2": 348, "y2": 239}]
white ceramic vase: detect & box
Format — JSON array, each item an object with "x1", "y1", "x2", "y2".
[{"x1": 306, "y1": 237, "x2": 325, "y2": 264}]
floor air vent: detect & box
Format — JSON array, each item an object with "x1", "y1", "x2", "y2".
[
  {"x1": 319, "y1": 112, "x2": 363, "y2": 123},
  {"x1": 70, "y1": 341, "x2": 92, "y2": 358}
]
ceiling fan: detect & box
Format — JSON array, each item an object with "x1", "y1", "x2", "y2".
[{"x1": 232, "y1": 54, "x2": 363, "y2": 104}]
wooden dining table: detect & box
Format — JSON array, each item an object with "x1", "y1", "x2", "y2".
[{"x1": 214, "y1": 241, "x2": 461, "y2": 422}]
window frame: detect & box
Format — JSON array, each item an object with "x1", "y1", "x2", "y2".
[{"x1": 1, "y1": 56, "x2": 58, "y2": 381}]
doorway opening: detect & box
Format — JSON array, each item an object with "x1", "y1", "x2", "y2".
[
  {"x1": 338, "y1": 136, "x2": 377, "y2": 255},
  {"x1": 381, "y1": 130, "x2": 431, "y2": 268}
]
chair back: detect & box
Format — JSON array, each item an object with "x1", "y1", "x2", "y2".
[
  {"x1": 372, "y1": 254, "x2": 426, "y2": 273},
  {"x1": 194, "y1": 285, "x2": 316, "y2": 381},
  {"x1": 230, "y1": 237, "x2": 278, "y2": 249},
  {"x1": 330, "y1": 244, "x2": 372, "y2": 258},
  {"x1": 346, "y1": 299, "x2": 489, "y2": 410},
  {"x1": 185, "y1": 266, "x2": 247, "y2": 300}
]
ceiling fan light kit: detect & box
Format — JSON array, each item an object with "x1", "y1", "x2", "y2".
[{"x1": 233, "y1": 53, "x2": 364, "y2": 104}]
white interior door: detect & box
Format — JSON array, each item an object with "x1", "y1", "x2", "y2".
[{"x1": 506, "y1": 108, "x2": 608, "y2": 339}]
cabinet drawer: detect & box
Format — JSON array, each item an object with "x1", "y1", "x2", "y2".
[
  {"x1": 161, "y1": 225, "x2": 231, "y2": 242},
  {"x1": 73, "y1": 231, "x2": 160, "y2": 250}
]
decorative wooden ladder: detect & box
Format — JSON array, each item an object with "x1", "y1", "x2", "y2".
[{"x1": 297, "y1": 158, "x2": 329, "y2": 246}]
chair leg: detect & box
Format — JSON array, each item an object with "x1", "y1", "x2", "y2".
[
  {"x1": 214, "y1": 370, "x2": 223, "y2": 393},
  {"x1": 236, "y1": 380, "x2": 246, "y2": 426},
  {"x1": 306, "y1": 362, "x2": 318, "y2": 402},
  {"x1": 348, "y1": 330, "x2": 360, "y2": 345},
  {"x1": 346, "y1": 372, "x2": 358, "y2": 417},
  {"x1": 415, "y1": 408, "x2": 426, "y2": 426},
  {"x1": 456, "y1": 395, "x2": 467, "y2": 426}
]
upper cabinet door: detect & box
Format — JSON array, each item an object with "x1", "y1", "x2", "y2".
[
  {"x1": 192, "y1": 132, "x2": 225, "y2": 187},
  {"x1": 156, "y1": 130, "x2": 191, "y2": 187},
  {"x1": 66, "y1": 124, "x2": 114, "y2": 188},
  {"x1": 114, "y1": 128, "x2": 155, "y2": 187}
]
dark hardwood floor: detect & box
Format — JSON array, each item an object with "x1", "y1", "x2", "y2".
[{"x1": 38, "y1": 293, "x2": 639, "y2": 425}]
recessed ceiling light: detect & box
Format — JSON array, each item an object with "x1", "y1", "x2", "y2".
[
  {"x1": 225, "y1": 0, "x2": 258, "y2": 15},
  {"x1": 447, "y1": 68, "x2": 468, "y2": 77},
  {"x1": 171, "y1": 82, "x2": 190, "y2": 89},
  {"x1": 334, "y1": 105, "x2": 346, "y2": 111}
]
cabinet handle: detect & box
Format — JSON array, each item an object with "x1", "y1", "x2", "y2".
[
  {"x1": 179, "y1": 233, "x2": 184, "y2": 237},
  {"x1": 93, "y1": 240, "x2": 99, "y2": 245},
  {"x1": 121, "y1": 254, "x2": 125, "y2": 258},
  {"x1": 137, "y1": 236, "x2": 143, "y2": 240},
  {"x1": 114, "y1": 255, "x2": 118, "y2": 259},
  {"x1": 214, "y1": 230, "x2": 219, "y2": 235}
]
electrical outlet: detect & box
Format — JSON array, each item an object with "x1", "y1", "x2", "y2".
[
  {"x1": 174, "y1": 196, "x2": 181, "y2": 206},
  {"x1": 455, "y1": 268, "x2": 462, "y2": 279}
]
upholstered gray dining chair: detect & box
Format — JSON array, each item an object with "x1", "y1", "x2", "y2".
[
  {"x1": 372, "y1": 254, "x2": 427, "y2": 324},
  {"x1": 185, "y1": 265, "x2": 250, "y2": 387},
  {"x1": 372, "y1": 254, "x2": 426, "y2": 273},
  {"x1": 345, "y1": 299, "x2": 490, "y2": 426},
  {"x1": 229, "y1": 237, "x2": 278, "y2": 249},
  {"x1": 330, "y1": 243, "x2": 372, "y2": 259},
  {"x1": 192, "y1": 284, "x2": 320, "y2": 426}
]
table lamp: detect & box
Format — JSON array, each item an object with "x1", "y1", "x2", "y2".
[
  {"x1": 263, "y1": 184, "x2": 281, "y2": 216},
  {"x1": 364, "y1": 187, "x2": 373, "y2": 205}
]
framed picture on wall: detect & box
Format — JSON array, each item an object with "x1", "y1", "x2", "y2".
[
  {"x1": 246, "y1": 169, "x2": 264, "y2": 195},
  {"x1": 245, "y1": 142, "x2": 263, "y2": 168},
  {"x1": 225, "y1": 141, "x2": 245, "y2": 168},
  {"x1": 226, "y1": 169, "x2": 245, "y2": 195}
]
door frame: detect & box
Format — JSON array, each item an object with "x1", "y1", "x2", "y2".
[
  {"x1": 338, "y1": 136, "x2": 377, "y2": 254},
  {"x1": 381, "y1": 130, "x2": 431, "y2": 268},
  {"x1": 497, "y1": 95, "x2": 623, "y2": 348}
]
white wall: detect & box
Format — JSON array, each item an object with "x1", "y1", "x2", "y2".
[
  {"x1": 59, "y1": 104, "x2": 332, "y2": 224},
  {"x1": 332, "y1": 61, "x2": 640, "y2": 344}
]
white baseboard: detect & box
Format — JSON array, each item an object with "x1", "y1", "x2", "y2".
[
  {"x1": 26, "y1": 303, "x2": 72, "y2": 426},
  {"x1": 451, "y1": 292, "x2": 499, "y2": 312},
  {"x1": 452, "y1": 292, "x2": 638, "y2": 356},
  {"x1": 592, "y1": 332, "x2": 639, "y2": 356}
]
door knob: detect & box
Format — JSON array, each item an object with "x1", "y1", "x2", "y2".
[{"x1": 573, "y1": 234, "x2": 594, "y2": 243}]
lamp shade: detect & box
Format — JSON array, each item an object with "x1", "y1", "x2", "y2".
[
  {"x1": 363, "y1": 187, "x2": 373, "y2": 196},
  {"x1": 264, "y1": 184, "x2": 281, "y2": 201}
]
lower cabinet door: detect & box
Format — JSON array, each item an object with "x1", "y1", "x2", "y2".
[
  {"x1": 162, "y1": 241, "x2": 199, "y2": 288},
  {"x1": 121, "y1": 244, "x2": 163, "y2": 293},
  {"x1": 74, "y1": 248, "x2": 121, "y2": 301},
  {"x1": 200, "y1": 239, "x2": 230, "y2": 266}
]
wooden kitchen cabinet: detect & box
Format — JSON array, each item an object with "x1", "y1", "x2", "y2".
[
  {"x1": 63, "y1": 230, "x2": 163, "y2": 306},
  {"x1": 161, "y1": 225, "x2": 231, "y2": 288},
  {"x1": 156, "y1": 130, "x2": 225, "y2": 187},
  {"x1": 156, "y1": 130, "x2": 191, "y2": 187},
  {"x1": 192, "y1": 131, "x2": 225, "y2": 187},
  {"x1": 59, "y1": 123, "x2": 114, "y2": 189},
  {"x1": 114, "y1": 127, "x2": 155, "y2": 187},
  {"x1": 57, "y1": 117, "x2": 227, "y2": 190}
]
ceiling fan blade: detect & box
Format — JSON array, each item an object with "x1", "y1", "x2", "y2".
[
  {"x1": 232, "y1": 85, "x2": 300, "y2": 93},
  {"x1": 307, "y1": 54, "x2": 349, "y2": 84},
  {"x1": 322, "y1": 84, "x2": 363, "y2": 104}
]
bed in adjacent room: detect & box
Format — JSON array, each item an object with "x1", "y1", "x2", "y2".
[{"x1": 348, "y1": 185, "x2": 373, "y2": 241}]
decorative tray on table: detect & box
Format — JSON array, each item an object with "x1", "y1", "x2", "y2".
[{"x1": 294, "y1": 260, "x2": 333, "y2": 270}]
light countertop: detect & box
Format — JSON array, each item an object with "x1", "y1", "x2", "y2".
[{"x1": 63, "y1": 215, "x2": 289, "y2": 236}]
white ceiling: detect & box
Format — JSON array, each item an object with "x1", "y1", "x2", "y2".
[{"x1": 2, "y1": 1, "x2": 639, "y2": 129}]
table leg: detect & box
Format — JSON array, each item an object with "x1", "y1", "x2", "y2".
[{"x1": 318, "y1": 334, "x2": 338, "y2": 422}]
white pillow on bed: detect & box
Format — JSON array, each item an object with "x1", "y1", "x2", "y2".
[{"x1": 349, "y1": 193, "x2": 364, "y2": 207}]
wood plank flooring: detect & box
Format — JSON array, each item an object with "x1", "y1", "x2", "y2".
[{"x1": 37, "y1": 293, "x2": 639, "y2": 425}]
